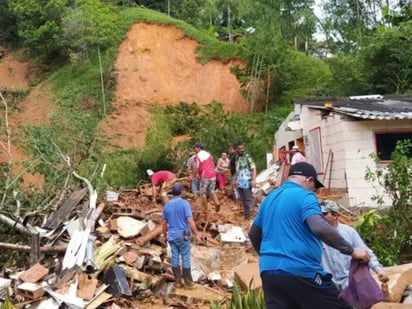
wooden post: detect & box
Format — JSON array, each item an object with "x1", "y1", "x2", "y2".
[
  {"x1": 136, "y1": 224, "x2": 163, "y2": 247},
  {"x1": 30, "y1": 231, "x2": 40, "y2": 265}
]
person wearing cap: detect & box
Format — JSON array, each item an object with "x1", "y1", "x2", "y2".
[
  {"x1": 290, "y1": 145, "x2": 306, "y2": 165},
  {"x1": 162, "y1": 183, "x2": 201, "y2": 289},
  {"x1": 248, "y1": 162, "x2": 371, "y2": 308},
  {"x1": 193, "y1": 143, "x2": 220, "y2": 212},
  {"x1": 147, "y1": 169, "x2": 176, "y2": 205},
  {"x1": 320, "y1": 200, "x2": 389, "y2": 291},
  {"x1": 234, "y1": 142, "x2": 256, "y2": 219}
]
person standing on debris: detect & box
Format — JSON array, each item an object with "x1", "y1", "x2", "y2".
[
  {"x1": 234, "y1": 142, "x2": 256, "y2": 219},
  {"x1": 147, "y1": 169, "x2": 176, "y2": 205},
  {"x1": 193, "y1": 143, "x2": 220, "y2": 212},
  {"x1": 186, "y1": 152, "x2": 199, "y2": 197},
  {"x1": 320, "y1": 200, "x2": 389, "y2": 290},
  {"x1": 290, "y1": 145, "x2": 306, "y2": 165},
  {"x1": 229, "y1": 143, "x2": 240, "y2": 203},
  {"x1": 248, "y1": 162, "x2": 371, "y2": 309},
  {"x1": 215, "y1": 152, "x2": 230, "y2": 192},
  {"x1": 162, "y1": 183, "x2": 201, "y2": 289}
]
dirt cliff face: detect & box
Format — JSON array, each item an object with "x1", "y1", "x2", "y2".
[{"x1": 100, "y1": 22, "x2": 249, "y2": 149}]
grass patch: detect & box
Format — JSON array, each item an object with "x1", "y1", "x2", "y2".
[{"x1": 119, "y1": 7, "x2": 243, "y2": 64}]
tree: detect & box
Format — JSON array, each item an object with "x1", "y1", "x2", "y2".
[
  {"x1": 61, "y1": 0, "x2": 121, "y2": 62},
  {"x1": 9, "y1": 0, "x2": 68, "y2": 56},
  {"x1": 0, "y1": 0, "x2": 19, "y2": 46},
  {"x1": 362, "y1": 23, "x2": 412, "y2": 94}
]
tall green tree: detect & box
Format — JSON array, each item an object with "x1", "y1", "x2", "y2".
[
  {"x1": 61, "y1": 0, "x2": 121, "y2": 62},
  {"x1": 320, "y1": 0, "x2": 388, "y2": 53},
  {"x1": 0, "y1": 0, "x2": 18, "y2": 46},
  {"x1": 361, "y1": 17, "x2": 412, "y2": 94},
  {"x1": 9, "y1": 0, "x2": 68, "y2": 56}
]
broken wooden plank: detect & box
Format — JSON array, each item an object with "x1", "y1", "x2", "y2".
[
  {"x1": 77, "y1": 272, "x2": 98, "y2": 300},
  {"x1": 43, "y1": 188, "x2": 87, "y2": 229},
  {"x1": 136, "y1": 224, "x2": 163, "y2": 247},
  {"x1": 234, "y1": 262, "x2": 262, "y2": 290},
  {"x1": 0, "y1": 242, "x2": 66, "y2": 253}
]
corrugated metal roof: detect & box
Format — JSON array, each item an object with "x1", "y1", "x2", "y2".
[{"x1": 294, "y1": 96, "x2": 412, "y2": 120}]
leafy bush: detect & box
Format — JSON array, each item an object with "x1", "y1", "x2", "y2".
[
  {"x1": 152, "y1": 101, "x2": 283, "y2": 172},
  {"x1": 362, "y1": 139, "x2": 412, "y2": 265}
]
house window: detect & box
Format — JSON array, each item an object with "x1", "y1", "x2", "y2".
[
  {"x1": 375, "y1": 131, "x2": 412, "y2": 161},
  {"x1": 308, "y1": 127, "x2": 323, "y2": 173}
]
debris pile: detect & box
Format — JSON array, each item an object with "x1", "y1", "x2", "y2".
[
  {"x1": 0, "y1": 178, "x2": 259, "y2": 308},
  {"x1": 0, "y1": 170, "x2": 411, "y2": 308}
]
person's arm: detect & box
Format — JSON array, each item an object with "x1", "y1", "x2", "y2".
[
  {"x1": 194, "y1": 156, "x2": 200, "y2": 178},
  {"x1": 248, "y1": 223, "x2": 262, "y2": 253},
  {"x1": 350, "y1": 228, "x2": 389, "y2": 282},
  {"x1": 187, "y1": 217, "x2": 201, "y2": 243},
  {"x1": 162, "y1": 220, "x2": 168, "y2": 246},
  {"x1": 152, "y1": 186, "x2": 158, "y2": 204},
  {"x1": 251, "y1": 166, "x2": 257, "y2": 188},
  {"x1": 306, "y1": 215, "x2": 370, "y2": 262}
]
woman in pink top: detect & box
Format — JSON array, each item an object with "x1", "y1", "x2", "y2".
[{"x1": 215, "y1": 152, "x2": 230, "y2": 191}]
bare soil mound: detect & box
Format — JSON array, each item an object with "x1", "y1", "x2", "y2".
[
  {"x1": 0, "y1": 49, "x2": 54, "y2": 186},
  {"x1": 0, "y1": 50, "x2": 29, "y2": 89},
  {"x1": 100, "y1": 22, "x2": 249, "y2": 150}
]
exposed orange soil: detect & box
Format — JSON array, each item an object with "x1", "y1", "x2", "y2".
[
  {"x1": 100, "y1": 22, "x2": 249, "y2": 150},
  {"x1": 1, "y1": 23, "x2": 250, "y2": 184},
  {"x1": 0, "y1": 49, "x2": 54, "y2": 186}
]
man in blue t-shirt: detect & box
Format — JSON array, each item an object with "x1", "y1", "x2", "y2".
[
  {"x1": 162, "y1": 183, "x2": 201, "y2": 289},
  {"x1": 248, "y1": 162, "x2": 371, "y2": 309}
]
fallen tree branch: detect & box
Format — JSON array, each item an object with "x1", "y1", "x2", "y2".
[
  {"x1": 0, "y1": 213, "x2": 33, "y2": 236},
  {"x1": 0, "y1": 242, "x2": 67, "y2": 253}
]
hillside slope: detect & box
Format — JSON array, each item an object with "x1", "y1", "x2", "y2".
[
  {"x1": 1, "y1": 22, "x2": 249, "y2": 165},
  {"x1": 99, "y1": 22, "x2": 249, "y2": 150}
]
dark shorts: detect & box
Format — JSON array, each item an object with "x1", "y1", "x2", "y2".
[{"x1": 261, "y1": 270, "x2": 352, "y2": 309}]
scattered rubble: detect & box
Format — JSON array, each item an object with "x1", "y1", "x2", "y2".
[{"x1": 0, "y1": 171, "x2": 410, "y2": 308}]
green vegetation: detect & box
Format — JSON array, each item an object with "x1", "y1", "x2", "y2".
[
  {"x1": 120, "y1": 8, "x2": 243, "y2": 64},
  {"x1": 360, "y1": 140, "x2": 412, "y2": 265},
  {"x1": 211, "y1": 279, "x2": 265, "y2": 309},
  {"x1": 0, "y1": 2, "x2": 411, "y2": 270}
]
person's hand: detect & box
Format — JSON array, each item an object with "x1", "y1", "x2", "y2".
[
  {"x1": 351, "y1": 247, "x2": 370, "y2": 263},
  {"x1": 162, "y1": 236, "x2": 168, "y2": 247},
  {"x1": 376, "y1": 269, "x2": 389, "y2": 283},
  {"x1": 194, "y1": 234, "x2": 202, "y2": 244}
]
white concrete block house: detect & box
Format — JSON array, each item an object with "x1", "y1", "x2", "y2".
[{"x1": 274, "y1": 95, "x2": 412, "y2": 208}]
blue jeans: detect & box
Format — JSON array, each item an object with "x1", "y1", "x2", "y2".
[
  {"x1": 169, "y1": 237, "x2": 191, "y2": 268},
  {"x1": 191, "y1": 177, "x2": 200, "y2": 194}
]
